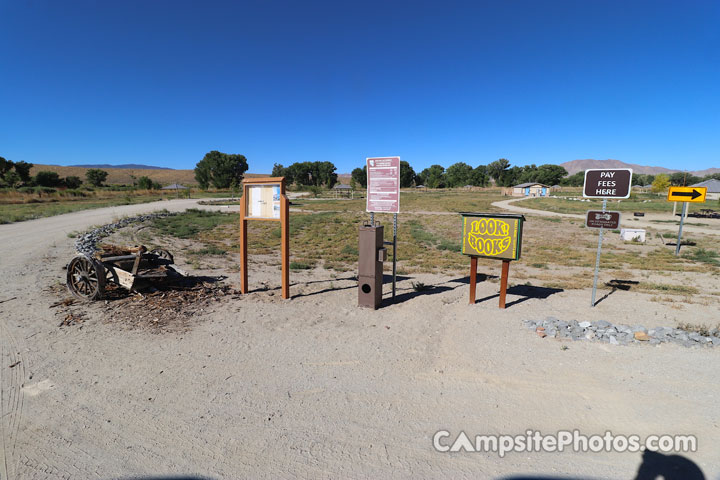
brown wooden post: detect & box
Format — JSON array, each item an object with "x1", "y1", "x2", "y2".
[
  {"x1": 239, "y1": 183, "x2": 248, "y2": 294},
  {"x1": 499, "y1": 259, "x2": 510, "y2": 309},
  {"x1": 280, "y1": 181, "x2": 290, "y2": 300},
  {"x1": 469, "y1": 256, "x2": 477, "y2": 304}
]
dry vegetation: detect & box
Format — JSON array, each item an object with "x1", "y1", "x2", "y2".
[{"x1": 125, "y1": 190, "x2": 720, "y2": 307}]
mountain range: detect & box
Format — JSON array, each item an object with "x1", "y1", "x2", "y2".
[
  {"x1": 68, "y1": 163, "x2": 172, "y2": 170},
  {"x1": 559, "y1": 159, "x2": 720, "y2": 177}
]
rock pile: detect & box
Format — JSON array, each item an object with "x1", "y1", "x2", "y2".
[
  {"x1": 74, "y1": 212, "x2": 177, "y2": 255},
  {"x1": 524, "y1": 317, "x2": 720, "y2": 348}
]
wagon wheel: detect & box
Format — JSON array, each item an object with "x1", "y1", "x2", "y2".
[
  {"x1": 151, "y1": 249, "x2": 174, "y2": 264},
  {"x1": 66, "y1": 255, "x2": 105, "y2": 300}
]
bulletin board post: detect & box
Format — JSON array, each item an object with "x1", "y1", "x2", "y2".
[{"x1": 239, "y1": 177, "x2": 290, "y2": 299}]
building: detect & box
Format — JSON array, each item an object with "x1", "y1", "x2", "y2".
[
  {"x1": 511, "y1": 183, "x2": 550, "y2": 197},
  {"x1": 691, "y1": 179, "x2": 720, "y2": 200}
]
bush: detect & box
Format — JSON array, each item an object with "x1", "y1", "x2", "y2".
[
  {"x1": 34, "y1": 171, "x2": 61, "y2": 187},
  {"x1": 64, "y1": 176, "x2": 83, "y2": 189}
]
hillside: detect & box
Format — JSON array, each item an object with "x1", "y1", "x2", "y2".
[
  {"x1": 68, "y1": 163, "x2": 172, "y2": 170},
  {"x1": 560, "y1": 159, "x2": 719, "y2": 177},
  {"x1": 29, "y1": 164, "x2": 269, "y2": 186}
]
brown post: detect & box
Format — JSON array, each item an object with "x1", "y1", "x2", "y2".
[
  {"x1": 280, "y1": 190, "x2": 290, "y2": 299},
  {"x1": 469, "y1": 256, "x2": 477, "y2": 304},
  {"x1": 239, "y1": 184, "x2": 248, "y2": 294},
  {"x1": 499, "y1": 259, "x2": 510, "y2": 309}
]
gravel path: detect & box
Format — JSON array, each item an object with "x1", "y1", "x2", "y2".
[{"x1": 0, "y1": 199, "x2": 719, "y2": 478}]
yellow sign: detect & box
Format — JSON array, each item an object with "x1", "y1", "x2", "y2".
[
  {"x1": 461, "y1": 213, "x2": 524, "y2": 260},
  {"x1": 667, "y1": 186, "x2": 707, "y2": 203}
]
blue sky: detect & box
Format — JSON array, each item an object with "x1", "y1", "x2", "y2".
[{"x1": 1, "y1": 0, "x2": 718, "y2": 173}]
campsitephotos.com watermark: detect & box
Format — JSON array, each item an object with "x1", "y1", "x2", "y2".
[{"x1": 433, "y1": 430, "x2": 697, "y2": 457}]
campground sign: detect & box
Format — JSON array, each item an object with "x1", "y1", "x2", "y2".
[{"x1": 583, "y1": 169, "x2": 633, "y2": 199}]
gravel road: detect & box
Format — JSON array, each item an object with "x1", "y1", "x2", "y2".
[{"x1": 0, "y1": 199, "x2": 718, "y2": 479}]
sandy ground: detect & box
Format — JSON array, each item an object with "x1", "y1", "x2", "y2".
[{"x1": 1, "y1": 198, "x2": 720, "y2": 479}]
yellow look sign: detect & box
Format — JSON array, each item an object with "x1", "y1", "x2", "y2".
[{"x1": 461, "y1": 213, "x2": 524, "y2": 261}]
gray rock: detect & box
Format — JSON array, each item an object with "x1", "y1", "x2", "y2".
[
  {"x1": 594, "y1": 320, "x2": 611, "y2": 328},
  {"x1": 579, "y1": 321, "x2": 592, "y2": 328}
]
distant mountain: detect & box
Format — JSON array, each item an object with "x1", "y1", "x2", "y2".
[
  {"x1": 560, "y1": 159, "x2": 719, "y2": 177},
  {"x1": 68, "y1": 163, "x2": 172, "y2": 170}
]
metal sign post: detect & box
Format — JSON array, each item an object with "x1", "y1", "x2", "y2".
[
  {"x1": 366, "y1": 157, "x2": 401, "y2": 301},
  {"x1": 583, "y1": 168, "x2": 632, "y2": 308},
  {"x1": 675, "y1": 202, "x2": 688, "y2": 257},
  {"x1": 590, "y1": 199, "x2": 607, "y2": 307}
]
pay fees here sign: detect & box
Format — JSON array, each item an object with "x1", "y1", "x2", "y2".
[
  {"x1": 583, "y1": 169, "x2": 633, "y2": 199},
  {"x1": 366, "y1": 157, "x2": 400, "y2": 213},
  {"x1": 460, "y1": 213, "x2": 524, "y2": 261}
]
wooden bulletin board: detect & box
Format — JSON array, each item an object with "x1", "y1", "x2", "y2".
[{"x1": 239, "y1": 177, "x2": 290, "y2": 299}]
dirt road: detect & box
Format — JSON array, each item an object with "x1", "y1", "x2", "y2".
[{"x1": 1, "y1": 200, "x2": 719, "y2": 479}]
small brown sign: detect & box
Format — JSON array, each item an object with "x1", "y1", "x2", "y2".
[
  {"x1": 583, "y1": 169, "x2": 633, "y2": 198},
  {"x1": 586, "y1": 210, "x2": 621, "y2": 229}
]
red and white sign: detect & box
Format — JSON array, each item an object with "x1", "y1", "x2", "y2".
[{"x1": 366, "y1": 156, "x2": 400, "y2": 213}]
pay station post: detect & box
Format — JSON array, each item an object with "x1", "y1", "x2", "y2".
[
  {"x1": 364, "y1": 156, "x2": 400, "y2": 302},
  {"x1": 460, "y1": 213, "x2": 525, "y2": 309},
  {"x1": 583, "y1": 168, "x2": 633, "y2": 307},
  {"x1": 667, "y1": 186, "x2": 707, "y2": 257},
  {"x1": 239, "y1": 177, "x2": 290, "y2": 299}
]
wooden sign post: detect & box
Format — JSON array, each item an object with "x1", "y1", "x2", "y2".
[
  {"x1": 461, "y1": 213, "x2": 525, "y2": 309},
  {"x1": 239, "y1": 177, "x2": 290, "y2": 299}
]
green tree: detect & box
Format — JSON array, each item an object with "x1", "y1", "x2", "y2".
[
  {"x1": 351, "y1": 166, "x2": 367, "y2": 188},
  {"x1": 34, "y1": 171, "x2": 61, "y2": 187},
  {"x1": 194, "y1": 151, "x2": 249, "y2": 189},
  {"x1": 316, "y1": 161, "x2": 338, "y2": 188},
  {"x1": 419, "y1": 165, "x2": 446, "y2": 188},
  {"x1": 651, "y1": 174, "x2": 671, "y2": 193},
  {"x1": 271, "y1": 163, "x2": 286, "y2": 177},
  {"x1": 561, "y1": 171, "x2": 585, "y2": 187},
  {"x1": 469, "y1": 165, "x2": 489, "y2": 187},
  {"x1": 534, "y1": 164, "x2": 568, "y2": 185},
  {"x1": 3, "y1": 170, "x2": 20, "y2": 188},
  {"x1": 0, "y1": 157, "x2": 13, "y2": 178},
  {"x1": 488, "y1": 159, "x2": 510, "y2": 186},
  {"x1": 445, "y1": 162, "x2": 473, "y2": 187},
  {"x1": 137, "y1": 176, "x2": 154, "y2": 189},
  {"x1": 13, "y1": 161, "x2": 33, "y2": 183},
  {"x1": 64, "y1": 176, "x2": 83, "y2": 189},
  {"x1": 503, "y1": 166, "x2": 524, "y2": 187},
  {"x1": 399, "y1": 160, "x2": 416, "y2": 188},
  {"x1": 85, "y1": 169, "x2": 108, "y2": 187}
]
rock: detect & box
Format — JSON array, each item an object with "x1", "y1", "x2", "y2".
[
  {"x1": 536, "y1": 327, "x2": 547, "y2": 338},
  {"x1": 632, "y1": 325, "x2": 647, "y2": 333},
  {"x1": 634, "y1": 332, "x2": 650, "y2": 341},
  {"x1": 712, "y1": 338, "x2": 720, "y2": 347},
  {"x1": 593, "y1": 320, "x2": 611, "y2": 328},
  {"x1": 609, "y1": 336, "x2": 619, "y2": 345},
  {"x1": 578, "y1": 321, "x2": 592, "y2": 328}
]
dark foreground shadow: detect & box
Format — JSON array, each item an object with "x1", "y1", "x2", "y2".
[
  {"x1": 103, "y1": 275, "x2": 227, "y2": 301},
  {"x1": 474, "y1": 285, "x2": 563, "y2": 308},
  {"x1": 594, "y1": 279, "x2": 639, "y2": 306},
  {"x1": 499, "y1": 450, "x2": 704, "y2": 480}
]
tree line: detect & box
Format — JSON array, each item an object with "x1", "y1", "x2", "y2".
[
  {"x1": 351, "y1": 159, "x2": 569, "y2": 188},
  {"x1": 0, "y1": 155, "x2": 165, "y2": 190}
]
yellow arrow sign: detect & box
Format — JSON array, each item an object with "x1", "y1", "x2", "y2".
[{"x1": 667, "y1": 186, "x2": 707, "y2": 203}]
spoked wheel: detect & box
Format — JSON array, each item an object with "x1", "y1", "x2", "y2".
[
  {"x1": 151, "y1": 249, "x2": 174, "y2": 264},
  {"x1": 66, "y1": 255, "x2": 105, "y2": 300}
]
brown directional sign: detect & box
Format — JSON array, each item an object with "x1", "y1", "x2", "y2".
[
  {"x1": 667, "y1": 186, "x2": 707, "y2": 203},
  {"x1": 586, "y1": 210, "x2": 621, "y2": 229},
  {"x1": 583, "y1": 169, "x2": 633, "y2": 199}
]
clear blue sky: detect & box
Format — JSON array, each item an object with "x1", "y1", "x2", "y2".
[{"x1": 1, "y1": 0, "x2": 718, "y2": 173}]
